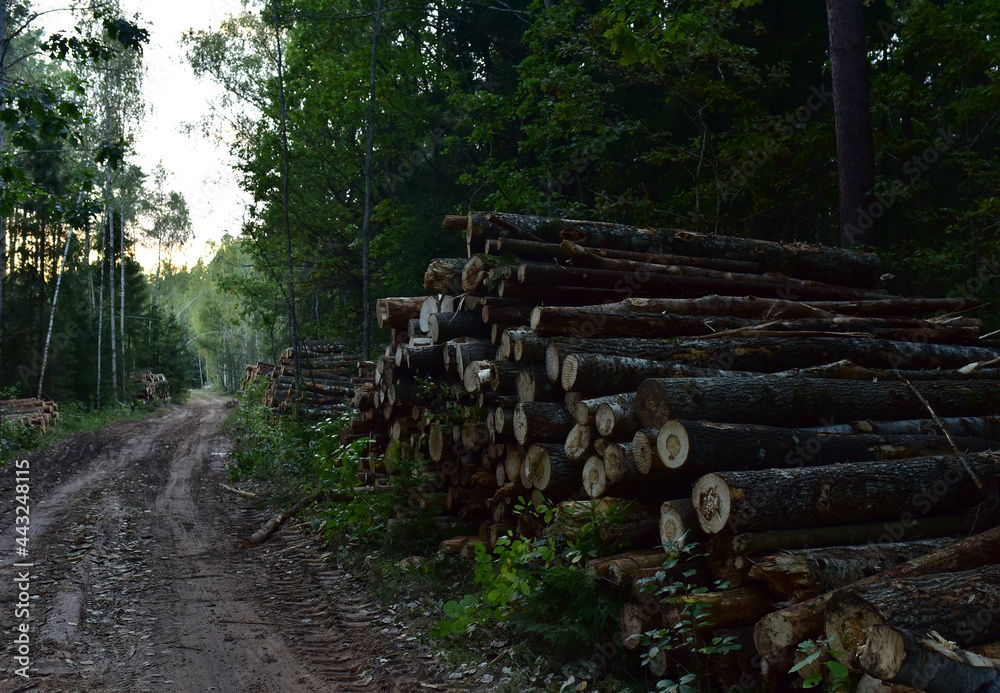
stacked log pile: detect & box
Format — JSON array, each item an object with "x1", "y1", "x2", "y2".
[
  {"x1": 344, "y1": 212, "x2": 1000, "y2": 689},
  {"x1": 258, "y1": 343, "x2": 357, "y2": 419},
  {"x1": 242, "y1": 361, "x2": 275, "y2": 390},
  {"x1": 1, "y1": 398, "x2": 59, "y2": 432},
  {"x1": 129, "y1": 370, "x2": 169, "y2": 402}
]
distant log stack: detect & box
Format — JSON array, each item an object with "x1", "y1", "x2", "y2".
[
  {"x1": 129, "y1": 370, "x2": 169, "y2": 402},
  {"x1": 342, "y1": 212, "x2": 1000, "y2": 688},
  {"x1": 1, "y1": 398, "x2": 59, "y2": 432},
  {"x1": 250, "y1": 342, "x2": 357, "y2": 420}
]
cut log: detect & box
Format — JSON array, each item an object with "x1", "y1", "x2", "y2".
[
  {"x1": 424, "y1": 258, "x2": 465, "y2": 294},
  {"x1": 636, "y1": 377, "x2": 1000, "y2": 430},
  {"x1": 663, "y1": 587, "x2": 775, "y2": 631},
  {"x1": 489, "y1": 360, "x2": 519, "y2": 394},
  {"x1": 405, "y1": 344, "x2": 446, "y2": 374},
  {"x1": 490, "y1": 236, "x2": 763, "y2": 273},
  {"x1": 657, "y1": 419, "x2": 997, "y2": 475},
  {"x1": 546, "y1": 336, "x2": 1000, "y2": 382},
  {"x1": 564, "y1": 423, "x2": 594, "y2": 462},
  {"x1": 621, "y1": 603, "x2": 664, "y2": 650},
  {"x1": 596, "y1": 397, "x2": 639, "y2": 439},
  {"x1": 826, "y1": 564, "x2": 1000, "y2": 669},
  {"x1": 429, "y1": 311, "x2": 491, "y2": 343},
  {"x1": 811, "y1": 414, "x2": 1000, "y2": 441},
  {"x1": 859, "y1": 625, "x2": 1000, "y2": 693},
  {"x1": 524, "y1": 444, "x2": 581, "y2": 495},
  {"x1": 561, "y1": 354, "x2": 711, "y2": 394},
  {"x1": 482, "y1": 305, "x2": 534, "y2": 326},
  {"x1": 516, "y1": 364, "x2": 561, "y2": 403},
  {"x1": 754, "y1": 523, "x2": 1000, "y2": 682},
  {"x1": 749, "y1": 539, "x2": 954, "y2": 601},
  {"x1": 604, "y1": 442, "x2": 639, "y2": 486},
  {"x1": 498, "y1": 329, "x2": 534, "y2": 360},
  {"x1": 513, "y1": 335, "x2": 548, "y2": 363},
  {"x1": 558, "y1": 224, "x2": 884, "y2": 288},
  {"x1": 454, "y1": 340, "x2": 495, "y2": 374},
  {"x1": 631, "y1": 429, "x2": 659, "y2": 474},
  {"x1": 583, "y1": 455, "x2": 607, "y2": 498},
  {"x1": 376, "y1": 297, "x2": 427, "y2": 331},
  {"x1": 692, "y1": 453, "x2": 999, "y2": 535},
  {"x1": 463, "y1": 361, "x2": 493, "y2": 394},
  {"x1": 419, "y1": 296, "x2": 440, "y2": 332},
  {"x1": 573, "y1": 392, "x2": 636, "y2": 427},
  {"x1": 513, "y1": 402, "x2": 574, "y2": 446},
  {"x1": 659, "y1": 498, "x2": 703, "y2": 549},
  {"x1": 589, "y1": 549, "x2": 672, "y2": 582}
]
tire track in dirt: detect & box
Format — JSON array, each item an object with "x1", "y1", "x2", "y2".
[{"x1": 1, "y1": 392, "x2": 447, "y2": 692}]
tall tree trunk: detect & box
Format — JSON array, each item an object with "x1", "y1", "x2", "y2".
[
  {"x1": 97, "y1": 221, "x2": 106, "y2": 409},
  {"x1": 271, "y1": 0, "x2": 301, "y2": 384},
  {"x1": 0, "y1": 0, "x2": 7, "y2": 410},
  {"x1": 37, "y1": 228, "x2": 75, "y2": 396},
  {"x1": 361, "y1": 0, "x2": 382, "y2": 360},
  {"x1": 827, "y1": 0, "x2": 877, "y2": 248},
  {"x1": 120, "y1": 193, "x2": 125, "y2": 390}
]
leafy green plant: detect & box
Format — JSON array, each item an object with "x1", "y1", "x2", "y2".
[
  {"x1": 633, "y1": 540, "x2": 741, "y2": 692},
  {"x1": 790, "y1": 638, "x2": 851, "y2": 691}
]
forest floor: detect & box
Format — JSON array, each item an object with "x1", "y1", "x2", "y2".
[{"x1": 0, "y1": 391, "x2": 466, "y2": 693}]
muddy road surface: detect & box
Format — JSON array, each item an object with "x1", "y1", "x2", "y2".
[{"x1": 0, "y1": 392, "x2": 444, "y2": 692}]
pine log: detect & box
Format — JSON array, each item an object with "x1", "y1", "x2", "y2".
[
  {"x1": 583, "y1": 455, "x2": 607, "y2": 498},
  {"x1": 621, "y1": 603, "x2": 664, "y2": 651},
  {"x1": 429, "y1": 311, "x2": 491, "y2": 343},
  {"x1": 525, "y1": 444, "x2": 581, "y2": 495},
  {"x1": 419, "y1": 296, "x2": 440, "y2": 332},
  {"x1": 516, "y1": 364, "x2": 561, "y2": 402},
  {"x1": 376, "y1": 297, "x2": 427, "y2": 331},
  {"x1": 858, "y1": 625, "x2": 1000, "y2": 693},
  {"x1": 826, "y1": 564, "x2": 1000, "y2": 669},
  {"x1": 561, "y1": 354, "x2": 715, "y2": 394},
  {"x1": 604, "y1": 442, "x2": 640, "y2": 486},
  {"x1": 564, "y1": 423, "x2": 594, "y2": 462},
  {"x1": 693, "y1": 453, "x2": 999, "y2": 535},
  {"x1": 636, "y1": 377, "x2": 1000, "y2": 430},
  {"x1": 424, "y1": 258, "x2": 465, "y2": 294},
  {"x1": 405, "y1": 344, "x2": 446, "y2": 374},
  {"x1": 463, "y1": 361, "x2": 493, "y2": 394},
  {"x1": 465, "y1": 211, "x2": 568, "y2": 247},
  {"x1": 749, "y1": 539, "x2": 954, "y2": 601},
  {"x1": 482, "y1": 304, "x2": 535, "y2": 326},
  {"x1": 589, "y1": 549, "x2": 672, "y2": 581},
  {"x1": 657, "y1": 419, "x2": 997, "y2": 475},
  {"x1": 504, "y1": 448, "x2": 522, "y2": 483},
  {"x1": 513, "y1": 402, "x2": 574, "y2": 446},
  {"x1": 754, "y1": 524, "x2": 1000, "y2": 682},
  {"x1": 546, "y1": 336, "x2": 1000, "y2": 382},
  {"x1": 596, "y1": 398, "x2": 639, "y2": 439},
  {"x1": 494, "y1": 407, "x2": 515, "y2": 438},
  {"x1": 454, "y1": 340, "x2": 495, "y2": 374}
]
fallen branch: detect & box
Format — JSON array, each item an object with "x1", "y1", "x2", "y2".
[
  {"x1": 221, "y1": 483, "x2": 258, "y2": 499},
  {"x1": 240, "y1": 495, "x2": 314, "y2": 548}
]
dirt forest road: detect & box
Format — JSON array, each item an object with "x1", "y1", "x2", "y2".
[{"x1": 0, "y1": 392, "x2": 445, "y2": 693}]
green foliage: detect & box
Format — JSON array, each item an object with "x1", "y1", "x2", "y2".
[
  {"x1": 225, "y1": 381, "x2": 305, "y2": 482},
  {"x1": 791, "y1": 638, "x2": 851, "y2": 692},
  {"x1": 431, "y1": 497, "x2": 622, "y2": 661},
  {"x1": 0, "y1": 418, "x2": 42, "y2": 458},
  {"x1": 633, "y1": 540, "x2": 741, "y2": 693}
]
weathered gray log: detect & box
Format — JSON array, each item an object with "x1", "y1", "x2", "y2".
[
  {"x1": 514, "y1": 402, "x2": 574, "y2": 446},
  {"x1": 631, "y1": 429, "x2": 660, "y2": 474},
  {"x1": 498, "y1": 328, "x2": 534, "y2": 360},
  {"x1": 858, "y1": 625, "x2": 1000, "y2": 693},
  {"x1": 826, "y1": 564, "x2": 1000, "y2": 670},
  {"x1": 657, "y1": 419, "x2": 997, "y2": 475},
  {"x1": 545, "y1": 336, "x2": 1000, "y2": 383},
  {"x1": 749, "y1": 540, "x2": 953, "y2": 601},
  {"x1": 693, "y1": 453, "x2": 999, "y2": 535},
  {"x1": 558, "y1": 223, "x2": 883, "y2": 287},
  {"x1": 513, "y1": 335, "x2": 548, "y2": 363},
  {"x1": 561, "y1": 354, "x2": 720, "y2": 394},
  {"x1": 810, "y1": 415, "x2": 1000, "y2": 441},
  {"x1": 636, "y1": 377, "x2": 1000, "y2": 430}
]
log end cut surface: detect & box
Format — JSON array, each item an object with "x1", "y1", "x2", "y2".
[
  {"x1": 657, "y1": 420, "x2": 689, "y2": 469},
  {"x1": 692, "y1": 473, "x2": 731, "y2": 534}
]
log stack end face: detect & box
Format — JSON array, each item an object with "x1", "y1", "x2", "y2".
[{"x1": 693, "y1": 473, "x2": 731, "y2": 534}]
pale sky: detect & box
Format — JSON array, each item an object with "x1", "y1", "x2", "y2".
[{"x1": 38, "y1": 0, "x2": 253, "y2": 271}]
